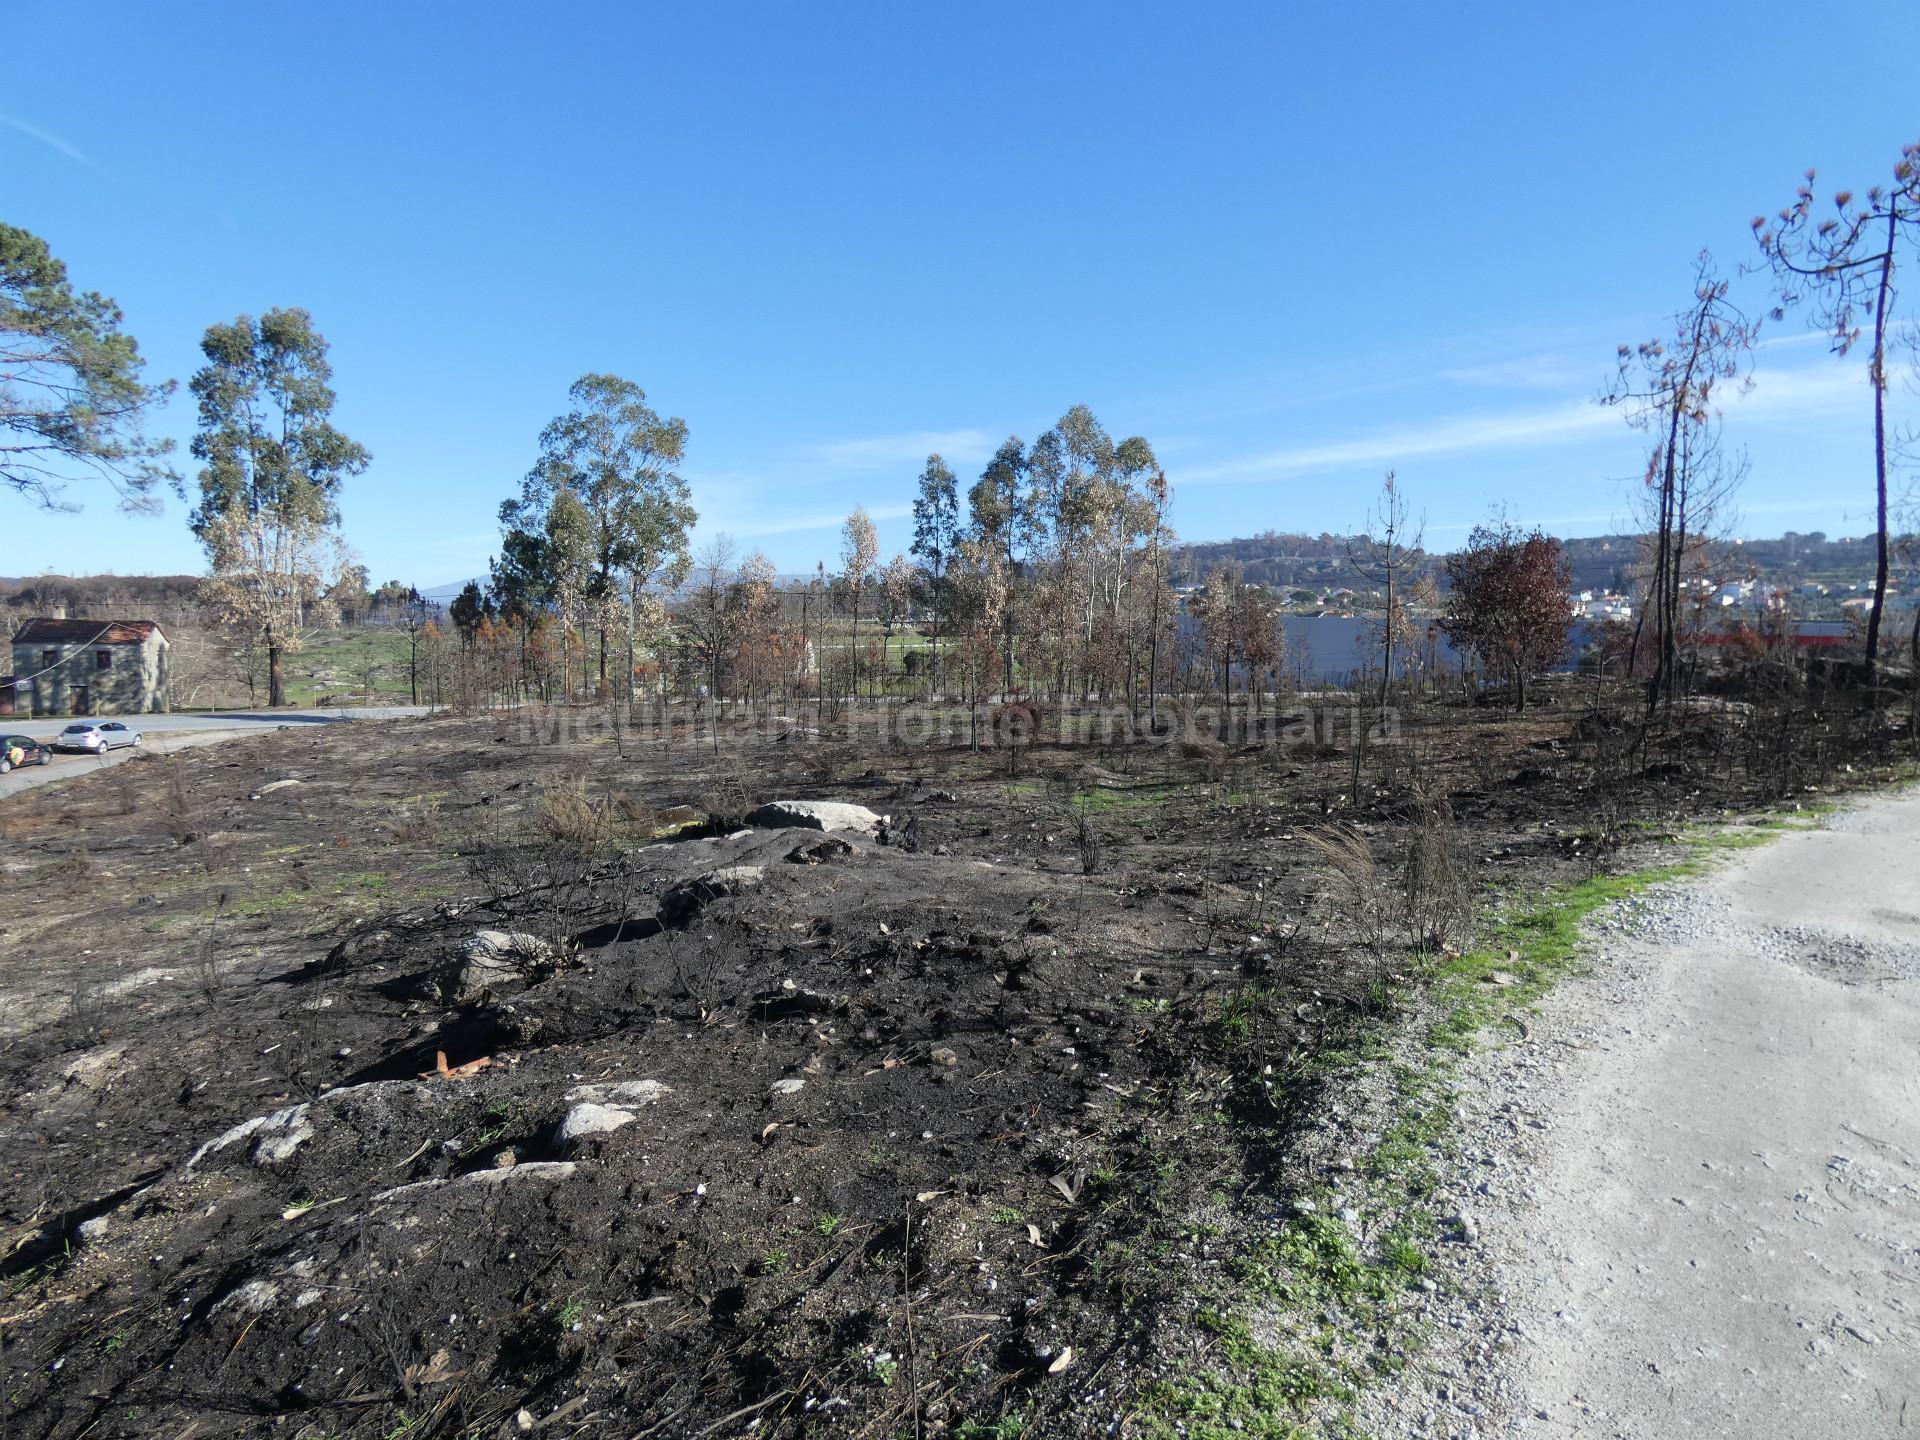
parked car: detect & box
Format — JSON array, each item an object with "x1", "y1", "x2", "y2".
[
  {"x1": 53, "y1": 721, "x2": 143, "y2": 754},
  {"x1": 1, "y1": 735, "x2": 53, "y2": 772}
]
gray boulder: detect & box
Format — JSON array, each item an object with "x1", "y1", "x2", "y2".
[
  {"x1": 745, "y1": 800, "x2": 887, "y2": 836},
  {"x1": 449, "y1": 929, "x2": 553, "y2": 1005}
]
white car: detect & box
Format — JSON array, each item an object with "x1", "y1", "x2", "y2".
[{"x1": 54, "y1": 721, "x2": 143, "y2": 754}]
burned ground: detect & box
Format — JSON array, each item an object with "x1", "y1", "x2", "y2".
[{"x1": 0, "y1": 690, "x2": 1904, "y2": 1439}]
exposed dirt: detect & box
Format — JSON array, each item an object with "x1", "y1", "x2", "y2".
[{"x1": 0, "y1": 692, "x2": 1902, "y2": 1439}]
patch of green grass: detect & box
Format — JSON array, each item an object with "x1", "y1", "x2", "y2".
[
  {"x1": 954, "y1": 1417, "x2": 1025, "y2": 1440},
  {"x1": 327, "y1": 871, "x2": 391, "y2": 896},
  {"x1": 1144, "y1": 1307, "x2": 1340, "y2": 1439},
  {"x1": 1071, "y1": 784, "x2": 1172, "y2": 815},
  {"x1": 813, "y1": 1212, "x2": 845, "y2": 1237},
  {"x1": 281, "y1": 629, "x2": 417, "y2": 706},
  {"x1": 989, "y1": 1206, "x2": 1024, "y2": 1225}
]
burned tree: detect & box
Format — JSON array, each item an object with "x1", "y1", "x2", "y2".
[
  {"x1": 1347, "y1": 471, "x2": 1423, "y2": 704},
  {"x1": 1603, "y1": 251, "x2": 1755, "y2": 713},
  {"x1": 1755, "y1": 143, "x2": 1920, "y2": 679}
]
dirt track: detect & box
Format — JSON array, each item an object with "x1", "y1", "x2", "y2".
[{"x1": 1455, "y1": 788, "x2": 1920, "y2": 1436}]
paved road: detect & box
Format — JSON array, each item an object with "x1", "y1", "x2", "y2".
[
  {"x1": 1483, "y1": 792, "x2": 1920, "y2": 1436},
  {"x1": 6, "y1": 706, "x2": 429, "y2": 741},
  {"x1": 0, "y1": 707, "x2": 431, "y2": 800}
]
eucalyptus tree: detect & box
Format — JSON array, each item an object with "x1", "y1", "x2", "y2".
[
  {"x1": 879, "y1": 552, "x2": 916, "y2": 695},
  {"x1": 838, "y1": 505, "x2": 879, "y2": 698},
  {"x1": 1027, "y1": 406, "x2": 1114, "y2": 697},
  {"x1": 1604, "y1": 252, "x2": 1755, "y2": 711},
  {"x1": 1193, "y1": 563, "x2": 1244, "y2": 698},
  {"x1": 911, "y1": 454, "x2": 960, "y2": 691},
  {"x1": 969, "y1": 437, "x2": 1028, "y2": 692},
  {"x1": 1139, "y1": 467, "x2": 1175, "y2": 721},
  {"x1": 733, "y1": 549, "x2": 779, "y2": 704},
  {"x1": 948, "y1": 536, "x2": 1009, "y2": 749},
  {"x1": 1755, "y1": 143, "x2": 1920, "y2": 677},
  {"x1": 543, "y1": 486, "x2": 599, "y2": 697},
  {"x1": 501, "y1": 374, "x2": 695, "y2": 698},
  {"x1": 1, "y1": 222, "x2": 178, "y2": 511},
  {"x1": 188, "y1": 308, "x2": 369, "y2": 706},
  {"x1": 684, "y1": 534, "x2": 738, "y2": 705}
]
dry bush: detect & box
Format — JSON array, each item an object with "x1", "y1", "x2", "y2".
[
  {"x1": 612, "y1": 789, "x2": 656, "y2": 829},
  {"x1": 1300, "y1": 824, "x2": 1393, "y2": 963},
  {"x1": 65, "y1": 967, "x2": 106, "y2": 1034},
  {"x1": 534, "y1": 775, "x2": 614, "y2": 847},
  {"x1": 160, "y1": 758, "x2": 199, "y2": 845},
  {"x1": 1067, "y1": 799, "x2": 1104, "y2": 876},
  {"x1": 109, "y1": 762, "x2": 141, "y2": 817},
  {"x1": 384, "y1": 796, "x2": 442, "y2": 844},
  {"x1": 1401, "y1": 791, "x2": 1473, "y2": 953},
  {"x1": 698, "y1": 774, "x2": 753, "y2": 830},
  {"x1": 465, "y1": 776, "x2": 632, "y2": 952},
  {"x1": 801, "y1": 748, "x2": 843, "y2": 786},
  {"x1": 1465, "y1": 737, "x2": 1503, "y2": 793}
]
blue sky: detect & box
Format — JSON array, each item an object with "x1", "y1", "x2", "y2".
[{"x1": 6, "y1": 2, "x2": 1918, "y2": 586}]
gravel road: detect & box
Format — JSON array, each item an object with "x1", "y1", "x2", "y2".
[{"x1": 1377, "y1": 787, "x2": 1920, "y2": 1439}]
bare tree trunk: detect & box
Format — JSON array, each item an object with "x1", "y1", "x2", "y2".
[
  {"x1": 268, "y1": 641, "x2": 286, "y2": 708},
  {"x1": 1147, "y1": 578, "x2": 1161, "y2": 727},
  {"x1": 1865, "y1": 213, "x2": 1895, "y2": 681},
  {"x1": 626, "y1": 575, "x2": 638, "y2": 705}
]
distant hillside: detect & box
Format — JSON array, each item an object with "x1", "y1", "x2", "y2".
[
  {"x1": 0, "y1": 573, "x2": 207, "y2": 629},
  {"x1": 1171, "y1": 529, "x2": 1917, "y2": 596}
]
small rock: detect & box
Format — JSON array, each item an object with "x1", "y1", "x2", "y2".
[
  {"x1": 659, "y1": 865, "x2": 765, "y2": 926},
  {"x1": 215, "y1": 1279, "x2": 283, "y2": 1315},
  {"x1": 566, "y1": 1078, "x2": 671, "y2": 1107},
  {"x1": 787, "y1": 835, "x2": 856, "y2": 865},
  {"x1": 929, "y1": 1047, "x2": 959, "y2": 1068},
  {"x1": 557, "y1": 1102, "x2": 636, "y2": 1146},
  {"x1": 770, "y1": 1078, "x2": 807, "y2": 1096}
]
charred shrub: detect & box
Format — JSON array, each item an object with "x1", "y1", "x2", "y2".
[{"x1": 465, "y1": 776, "x2": 633, "y2": 952}]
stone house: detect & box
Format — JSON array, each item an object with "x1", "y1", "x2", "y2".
[{"x1": 10, "y1": 617, "x2": 171, "y2": 716}]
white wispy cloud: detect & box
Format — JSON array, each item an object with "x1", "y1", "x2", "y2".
[
  {"x1": 1180, "y1": 400, "x2": 1621, "y2": 486},
  {"x1": 1438, "y1": 348, "x2": 1600, "y2": 392},
  {"x1": 1727, "y1": 359, "x2": 1867, "y2": 421},
  {"x1": 1, "y1": 114, "x2": 102, "y2": 172},
  {"x1": 716, "y1": 502, "x2": 914, "y2": 540},
  {"x1": 1181, "y1": 355, "x2": 1885, "y2": 491},
  {"x1": 805, "y1": 429, "x2": 994, "y2": 469}
]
